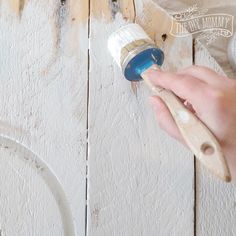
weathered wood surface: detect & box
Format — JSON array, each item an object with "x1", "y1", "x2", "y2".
[
  {"x1": 1, "y1": 0, "x2": 236, "y2": 235},
  {"x1": 195, "y1": 41, "x2": 236, "y2": 236},
  {"x1": 0, "y1": 0, "x2": 88, "y2": 235},
  {"x1": 88, "y1": 0, "x2": 194, "y2": 235}
]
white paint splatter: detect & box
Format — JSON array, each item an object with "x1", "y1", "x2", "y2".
[{"x1": 177, "y1": 110, "x2": 190, "y2": 123}]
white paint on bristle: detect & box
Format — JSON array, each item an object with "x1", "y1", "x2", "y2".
[{"x1": 107, "y1": 23, "x2": 152, "y2": 66}]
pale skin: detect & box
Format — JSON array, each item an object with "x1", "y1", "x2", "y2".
[{"x1": 144, "y1": 65, "x2": 236, "y2": 182}]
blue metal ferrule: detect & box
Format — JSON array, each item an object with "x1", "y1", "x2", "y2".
[{"x1": 124, "y1": 47, "x2": 164, "y2": 82}]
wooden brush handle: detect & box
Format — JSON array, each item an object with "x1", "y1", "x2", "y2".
[{"x1": 142, "y1": 74, "x2": 231, "y2": 182}]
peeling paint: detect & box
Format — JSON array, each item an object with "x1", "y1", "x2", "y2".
[
  {"x1": 63, "y1": 0, "x2": 89, "y2": 56},
  {"x1": 9, "y1": 0, "x2": 27, "y2": 16},
  {"x1": 131, "y1": 81, "x2": 139, "y2": 96},
  {"x1": 109, "y1": 0, "x2": 120, "y2": 19},
  {"x1": 91, "y1": 0, "x2": 135, "y2": 22}
]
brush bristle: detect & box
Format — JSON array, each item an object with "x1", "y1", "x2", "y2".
[{"x1": 108, "y1": 23, "x2": 152, "y2": 66}]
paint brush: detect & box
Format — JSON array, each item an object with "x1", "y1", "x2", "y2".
[{"x1": 108, "y1": 23, "x2": 231, "y2": 182}]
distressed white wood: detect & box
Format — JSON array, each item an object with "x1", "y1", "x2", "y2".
[
  {"x1": 195, "y1": 41, "x2": 236, "y2": 236},
  {"x1": 194, "y1": 4, "x2": 236, "y2": 79},
  {"x1": 88, "y1": 1, "x2": 194, "y2": 235},
  {"x1": 0, "y1": 0, "x2": 88, "y2": 235},
  {"x1": 5, "y1": 0, "x2": 236, "y2": 235}
]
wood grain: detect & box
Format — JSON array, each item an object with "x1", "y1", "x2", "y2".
[
  {"x1": 88, "y1": 0, "x2": 194, "y2": 235},
  {"x1": 0, "y1": 0, "x2": 88, "y2": 235},
  {"x1": 65, "y1": 0, "x2": 89, "y2": 56},
  {"x1": 119, "y1": 0, "x2": 136, "y2": 21},
  {"x1": 8, "y1": 0, "x2": 22, "y2": 14},
  {"x1": 195, "y1": 41, "x2": 236, "y2": 236},
  {"x1": 4, "y1": 0, "x2": 236, "y2": 234}
]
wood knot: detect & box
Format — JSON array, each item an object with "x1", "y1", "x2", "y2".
[{"x1": 162, "y1": 34, "x2": 167, "y2": 42}]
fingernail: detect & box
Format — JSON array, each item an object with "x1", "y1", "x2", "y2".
[
  {"x1": 150, "y1": 64, "x2": 161, "y2": 71},
  {"x1": 142, "y1": 66, "x2": 161, "y2": 81}
]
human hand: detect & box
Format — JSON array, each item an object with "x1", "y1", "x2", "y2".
[{"x1": 144, "y1": 65, "x2": 236, "y2": 181}]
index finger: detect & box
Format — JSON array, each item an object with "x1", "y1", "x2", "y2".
[{"x1": 142, "y1": 67, "x2": 209, "y2": 110}]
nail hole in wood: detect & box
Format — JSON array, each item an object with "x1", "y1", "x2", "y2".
[
  {"x1": 162, "y1": 34, "x2": 167, "y2": 42},
  {"x1": 61, "y1": 0, "x2": 66, "y2": 6},
  {"x1": 201, "y1": 143, "x2": 215, "y2": 155}
]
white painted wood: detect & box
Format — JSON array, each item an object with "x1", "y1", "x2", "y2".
[
  {"x1": 195, "y1": 41, "x2": 236, "y2": 236},
  {"x1": 5, "y1": 0, "x2": 236, "y2": 235},
  {"x1": 0, "y1": 137, "x2": 74, "y2": 236},
  {"x1": 0, "y1": 0, "x2": 88, "y2": 235},
  {"x1": 88, "y1": 1, "x2": 194, "y2": 235}
]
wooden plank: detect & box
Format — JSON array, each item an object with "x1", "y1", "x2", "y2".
[
  {"x1": 195, "y1": 41, "x2": 236, "y2": 236},
  {"x1": 135, "y1": 0, "x2": 193, "y2": 71},
  {"x1": 0, "y1": 0, "x2": 88, "y2": 235},
  {"x1": 88, "y1": 0, "x2": 194, "y2": 235},
  {"x1": 120, "y1": 0, "x2": 136, "y2": 21},
  {"x1": 3, "y1": 0, "x2": 27, "y2": 15}
]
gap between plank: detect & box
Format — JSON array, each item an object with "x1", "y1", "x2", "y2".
[
  {"x1": 133, "y1": 0, "x2": 137, "y2": 21},
  {"x1": 194, "y1": 156, "x2": 197, "y2": 236},
  {"x1": 193, "y1": 38, "x2": 197, "y2": 236},
  {"x1": 85, "y1": 0, "x2": 91, "y2": 235}
]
